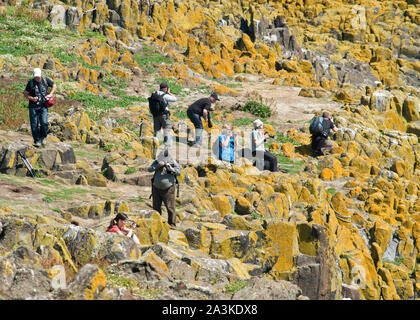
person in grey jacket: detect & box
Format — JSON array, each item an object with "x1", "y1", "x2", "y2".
[
  {"x1": 153, "y1": 82, "x2": 177, "y2": 147},
  {"x1": 147, "y1": 149, "x2": 181, "y2": 228}
]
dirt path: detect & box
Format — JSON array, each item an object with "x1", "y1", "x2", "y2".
[{"x1": 1, "y1": 75, "x2": 346, "y2": 230}]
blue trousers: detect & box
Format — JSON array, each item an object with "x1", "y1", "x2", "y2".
[
  {"x1": 187, "y1": 109, "x2": 203, "y2": 145},
  {"x1": 29, "y1": 106, "x2": 48, "y2": 143}
]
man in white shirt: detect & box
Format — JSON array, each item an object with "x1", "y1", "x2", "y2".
[{"x1": 153, "y1": 82, "x2": 177, "y2": 146}]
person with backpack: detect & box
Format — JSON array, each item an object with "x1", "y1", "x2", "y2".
[
  {"x1": 186, "y1": 92, "x2": 219, "y2": 147},
  {"x1": 147, "y1": 148, "x2": 181, "y2": 229},
  {"x1": 23, "y1": 68, "x2": 56, "y2": 147},
  {"x1": 148, "y1": 82, "x2": 177, "y2": 147},
  {"x1": 251, "y1": 119, "x2": 278, "y2": 172},
  {"x1": 310, "y1": 111, "x2": 338, "y2": 157}
]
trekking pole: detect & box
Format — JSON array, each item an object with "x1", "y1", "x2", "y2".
[
  {"x1": 17, "y1": 150, "x2": 35, "y2": 178},
  {"x1": 139, "y1": 119, "x2": 144, "y2": 138}
]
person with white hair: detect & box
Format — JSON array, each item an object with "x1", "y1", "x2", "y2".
[
  {"x1": 251, "y1": 119, "x2": 278, "y2": 172},
  {"x1": 23, "y1": 68, "x2": 56, "y2": 147}
]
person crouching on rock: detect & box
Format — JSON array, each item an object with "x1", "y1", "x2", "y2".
[
  {"x1": 107, "y1": 213, "x2": 140, "y2": 245},
  {"x1": 147, "y1": 148, "x2": 181, "y2": 229}
]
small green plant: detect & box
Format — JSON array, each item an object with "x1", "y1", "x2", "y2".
[
  {"x1": 42, "y1": 196, "x2": 53, "y2": 203},
  {"x1": 327, "y1": 188, "x2": 336, "y2": 195},
  {"x1": 106, "y1": 274, "x2": 138, "y2": 290},
  {"x1": 225, "y1": 280, "x2": 248, "y2": 294},
  {"x1": 124, "y1": 167, "x2": 136, "y2": 175},
  {"x1": 243, "y1": 100, "x2": 271, "y2": 118},
  {"x1": 129, "y1": 196, "x2": 144, "y2": 203},
  {"x1": 251, "y1": 212, "x2": 264, "y2": 220}
]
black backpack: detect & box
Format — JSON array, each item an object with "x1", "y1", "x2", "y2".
[
  {"x1": 309, "y1": 116, "x2": 325, "y2": 136},
  {"x1": 148, "y1": 92, "x2": 167, "y2": 117}
]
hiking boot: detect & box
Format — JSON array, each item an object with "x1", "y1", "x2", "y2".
[
  {"x1": 41, "y1": 140, "x2": 46, "y2": 147},
  {"x1": 34, "y1": 141, "x2": 41, "y2": 148}
]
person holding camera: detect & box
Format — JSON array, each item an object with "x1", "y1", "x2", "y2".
[
  {"x1": 186, "y1": 92, "x2": 219, "y2": 147},
  {"x1": 311, "y1": 111, "x2": 338, "y2": 157},
  {"x1": 218, "y1": 124, "x2": 235, "y2": 164},
  {"x1": 148, "y1": 149, "x2": 182, "y2": 228},
  {"x1": 107, "y1": 213, "x2": 140, "y2": 245},
  {"x1": 23, "y1": 68, "x2": 56, "y2": 147},
  {"x1": 251, "y1": 119, "x2": 278, "y2": 172}
]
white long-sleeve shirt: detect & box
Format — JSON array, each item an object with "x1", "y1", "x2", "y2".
[{"x1": 156, "y1": 90, "x2": 177, "y2": 112}]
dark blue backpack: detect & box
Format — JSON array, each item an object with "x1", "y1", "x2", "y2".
[{"x1": 309, "y1": 116, "x2": 324, "y2": 136}]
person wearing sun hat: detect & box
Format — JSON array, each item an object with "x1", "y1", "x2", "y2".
[
  {"x1": 23, "y1": 68, "x2": 56, "y2": 147},
  {"x1": 251, "y1": 119, "x2": 278, "y2": 172}
]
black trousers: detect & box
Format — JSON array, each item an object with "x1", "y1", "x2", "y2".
[{"x1": 253, "y1": 150, "x2": 278, "y2": 172}]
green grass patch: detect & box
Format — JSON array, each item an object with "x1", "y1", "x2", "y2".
[
  {"x1": 68, "y1": 90, "x2": 147, "y2": 120},
  {"x1": 225, "y1": 280, "x2": 248, "y2": 294},
  {"x1": 274, "y1": 132, "x2": 302, "y2": 146},
  {"x1": 272, "y1": 152, "x2": 306, "y2": 174},
  {"x1": 133, "y1": 45, "x2": 173, "y2": 72},
  {"x1": 41, "y1": 187, "x2": 91, "y2": 201},
  {"x1": 172, "y1": 109, "x2": 188, "y2": 119}
]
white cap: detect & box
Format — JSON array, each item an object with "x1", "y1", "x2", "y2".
[
  {"x1": 253, "y1": 119, "x2": 263, "y2": 129},
  {"x1": 33, "y1": 68, "x2": 42, "y2": 77}
]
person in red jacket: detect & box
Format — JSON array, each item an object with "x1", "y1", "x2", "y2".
[{"x1": 107, "y1": 213, "x2": 140, "y2": 245}]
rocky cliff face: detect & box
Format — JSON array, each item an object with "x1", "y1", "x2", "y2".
[{"x1": 0, "y1": 0, "x2": 419, "y2": 300}]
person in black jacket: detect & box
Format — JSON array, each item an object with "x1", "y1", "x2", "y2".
[
  {"x1": 311, "y1": 111, "x2": 338, "y2": 157},
  {"x1": 23, "y1": 68, "x2": 56, "y2": 147},
  {"x1": 187, "y1": 92, "x2": 219, "y2": 147}
]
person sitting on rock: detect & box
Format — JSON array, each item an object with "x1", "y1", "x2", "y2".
[
  {"x1": 218, "y1": 124, "x2": 235, "y2": 164},
  {"x1": 107, "y1": 213, "x2": 140, "y2": 245},
  {"x1": 251, "y1": 119, "x2": 278, "y2": 172},
  {"x1": 147, "y1": 148, "x2": 181, "y2": 229},
  {"x1": 311, "y1": 111, "x2": 338, "y2": 157}
]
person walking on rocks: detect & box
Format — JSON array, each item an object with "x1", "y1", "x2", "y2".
[
  {"x1": 310, "y1": 111, "x2": 338, "y2": 157},
  {"x1": 107, "y1": 213, "x2": 140, "y2": 245},
  {"x1": 187, "y1": 92, "x2": 219, "y2": 147},
  {"x1": 149, "y1": 82, "x2": 177, "y2": 147},
  {"x1": 23, "y1": 68, "x2": 56, "y2": 147},
  {"x1": 251, "y1": 119, "x2": 278, "y2": 172},
  {"x1": 148, "y1": 149, "x2": 181, "y2": 228}
]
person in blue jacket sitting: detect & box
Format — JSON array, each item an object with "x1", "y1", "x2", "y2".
[{"x1": 218, "y1": 124, "x2": 235, "y2": 164}]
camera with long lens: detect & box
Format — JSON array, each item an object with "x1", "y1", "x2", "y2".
[
  {"x1": 127, "y1": 219, "x2": 139, "y2": 228},
  {"x1": 264, "y1": 132, "x2": 275, "y2": 141}
]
